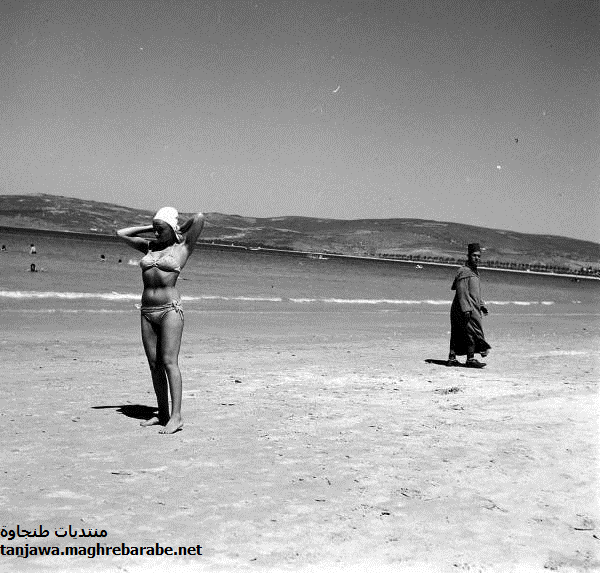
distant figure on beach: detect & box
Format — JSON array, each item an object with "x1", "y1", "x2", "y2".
[
  {"x1": 30, "y1": 263, "x2": 37, "y2": 272},
  {"x1": 1, "y1": 244, "x2": 6, "y2": 252},
  {"x1": 117, "y1": 207, "x2": 205, "y2": 434},
  {"x1": 447, "y1": 243, "x2": 491, "y2": 368},
  {"x1": 30, "y1": 243, "x2": 36, "y2": 255},
  {"x1": 100, "y1": 254, "x2": 106, "y2": 262}
]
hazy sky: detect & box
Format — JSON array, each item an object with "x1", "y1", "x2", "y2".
[{"x1": 1, "y1": 0, "x2": 598, "y2": 241}]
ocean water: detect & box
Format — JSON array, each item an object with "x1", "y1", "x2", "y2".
[{"x1": 0, "y1": 229, "x2": 598, "y2": 317}]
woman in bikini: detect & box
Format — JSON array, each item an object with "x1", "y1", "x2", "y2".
[{"x1": 117, "y1": 207, "x2": 205, "y2": 434}]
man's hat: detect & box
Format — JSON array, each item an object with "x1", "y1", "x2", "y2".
[{"x1": 468, "y1": 243, "x2": 481, "y2": 254}]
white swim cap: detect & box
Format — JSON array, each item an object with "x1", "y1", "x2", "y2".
[{"x1": 153, "y1": 207, "x2": 180, "y2": 233}]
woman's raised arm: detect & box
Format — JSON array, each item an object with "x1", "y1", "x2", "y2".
[
  {"x1": 180, "y1": 213, "x2": 205, "y2": 253},
  {"x1": 116, "y1": 225, "x2": 153, "y2": 253}
]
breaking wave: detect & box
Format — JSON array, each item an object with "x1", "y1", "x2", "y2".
[{"x1": 0, "y1": 290, "x2": 556, "y2": 306}]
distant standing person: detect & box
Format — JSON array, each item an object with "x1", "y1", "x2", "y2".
[
  {"x1": 116, "y1": 207, "x2": 205, "y2": 434},
  {"x1": 447, "y1": 243, "x2": 491, "y2": 368},
  {"x1": 1, "y1": 244, "x2": 6, "y2": 252},
  {"x1": 30, "y1": 243, "x2": 36, "y2": 255}
]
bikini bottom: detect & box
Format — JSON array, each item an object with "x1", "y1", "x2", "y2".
[{"x1": 140, "y1": 300, "x2": 184, "y2": 325}]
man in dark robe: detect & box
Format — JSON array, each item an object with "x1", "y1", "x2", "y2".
[{"x1": 447, "y1": 243, "x2": 491, "y2": 368}]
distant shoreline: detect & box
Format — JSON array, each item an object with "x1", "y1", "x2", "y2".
[
  {"x1": 274, "y1": 249, "x2": 600, "y2": 281},
  {"x1": 1, "y1": 225, "x2": 598, "y2": 282}
]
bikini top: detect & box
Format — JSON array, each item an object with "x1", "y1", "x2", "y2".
[{"x1": 139, "y1": 245, "x2": 182, "y2": 274}]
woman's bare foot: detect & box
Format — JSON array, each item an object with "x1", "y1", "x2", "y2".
[
  {"x1": 140, "y1": 416, "x2": 162, "y2": 427},
  {"x1": 158, "y1": 414, "x2": 183, "y2": 434}
]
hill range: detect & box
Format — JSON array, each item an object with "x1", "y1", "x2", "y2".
[{"x1": 0, "y1": 193, "x2": 598, "y2": 271}]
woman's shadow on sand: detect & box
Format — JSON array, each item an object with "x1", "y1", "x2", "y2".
[{"x1": 91, "y1": 404, "x2": 157, "y2": 421}]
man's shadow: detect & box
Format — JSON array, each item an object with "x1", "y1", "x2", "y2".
[
  {"x1": 425, "y1": 358, "x2": 449, "y2": 366},
  {"x1": 92, "y1": 404, "x2": 157, "y2": 421},
  {"x1": 425, "y1": 359, "x2": 473, "y2": 368}
]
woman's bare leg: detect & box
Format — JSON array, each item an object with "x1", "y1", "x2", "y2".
[
  {"x1": 157, "y1": 311, "x2": 184, "y2": 434},
  {"x1": 140, "y1": 315, "x2": 170, "y2": 425}
]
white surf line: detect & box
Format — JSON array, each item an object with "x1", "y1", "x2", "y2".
[{"x1": 0, "y1": 290, "x2": 139, "y2": 300}]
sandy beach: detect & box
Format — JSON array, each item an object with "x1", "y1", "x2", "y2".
[
  {"x1": 1, "y1": 306, "x2": 598, "y2": 572},
  {"x1": 1, "y1": 0, "x2": 599, "y2": 567}
]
